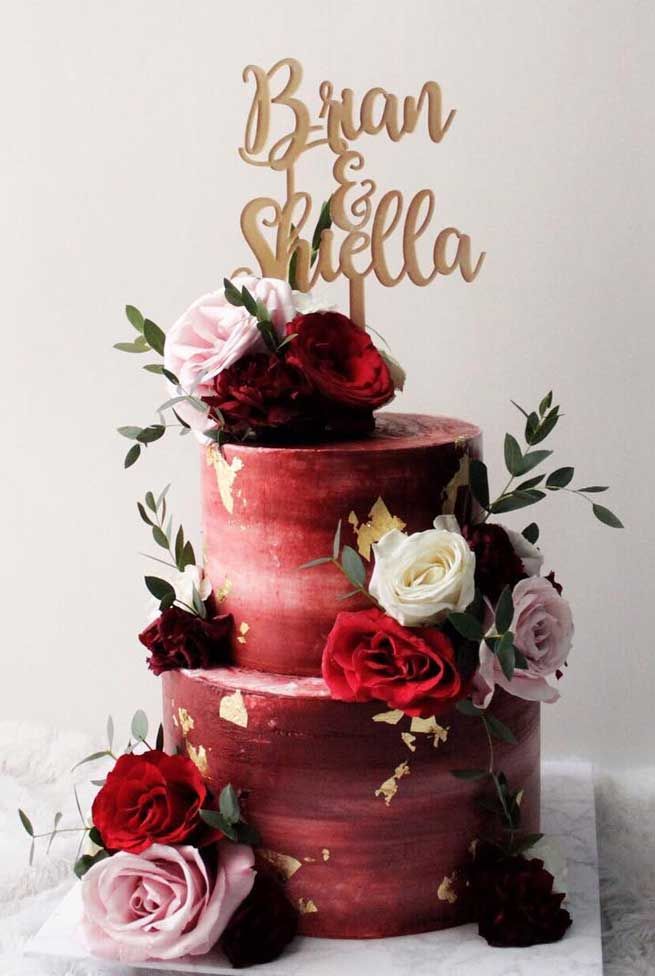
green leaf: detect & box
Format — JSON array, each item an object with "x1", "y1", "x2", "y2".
[
  {"x1": 522, "y1": 522, "x2": 539, "y2": 544},
  {"x1": 137, "y1": 502, "x2": 153, "y2": 527},
  {"x1": 311, "y1": 197, "x2": 332, "y2": 255},
  {"x1": 469, "y1": 458, "x2": 489, "y2": 510},
  {"x1": 106, "y1": 715, "x2": 114, "y2": 751},
  {"x1": 88, "y1": 826, "x2": 104, "y2": 848},
  {"x1": 578, "y1": 485, "x2": 608, "y2": 493},
  {"x1": 174, "y1": 525, "x2": 185, "y2": 569},
  {"x1": 192, "y1": 583, "x2": 207, "y2": 618},
  {"x1": 151, "y1": 526, "x2": 168, "y2": 549},
  {"x1": 240, "y1": 286, "x2": 257, "y2": 316},
  {"x1": 516, "y1": 449, "x2": 552, "y2": 476},
  {"x1": 219, "y1": 784, "x2": 241, "y2": 825},
  {"x1": 514, "y1": 647, "x2": 529, "y2": 669},
  {"x1": 592, "y1": 504, "x2": 624, "y2": 528},
  {"x1": 337, "y1": 588, "x2": 362, "y2": 601},
  {"x1": 143, "y1": 319, "x2": 166, "y2": 356},
  {"x1": 530, "y1": 407, "x2": 559, "y2": 444},
  {"x1": 74, "y1": 849, "x2": 110, "y2": 880},
  {"x1": 496, "y1": 632, "x2": 516, "y2": 681},
  {"x1": 47, "y1": 811, "x2": 63, "y2": 853},
  {"x1": 131, "y1": 709, "x2": 148, "y2": 742},
  {"x1": 172, "y1": 408, "x2": 190, "y2": 430},
  {"x1": 256, "y1": 320, "x2": 279, "y2": 355},
  {"x1": 199, "y1": 808, "x2": 238, "y2": 840},
  {"x1": 254, "y1": 299, "x2": 271, "y2": 323},
  {"x1": 181, "y1": 540, "x2": 196, "y2": 569},
  {"x1": 223, "y1": 278, "x2": 244, "y2": 306},
  {"x1": 155, "y1": 723, "x2": 164, "y2": 751},
  {"x1": 491, "y1": 490, "x2": 546, "y2": 514},
  {"x1": 145, "y1": 576, "x2": 176, "y2": 602},
  {"x1": 277, "y1": 332, "x2": 298, "y2": 352},
  {"x1": 137, "y1": 424, "x2": 166, "y2": 444},
  {"x1": 546, "y1": 466, "x2": 574, "y2": 489},
  {"x1": 525, "y1": 411, "x2": 539, "y2": 442},
  {"x1": 71, "y1": 750, "x2": 110, "y2": 772},
  {"x1": 495, "y1": 586, "x2": 514, "y2": 634},
  {"x1": 235, "y1": 821, "x2": 261, "y2": 845},
  {"x1": 124, "y1": 444, "x2": 141, "y2": 468},
  {"x1": 539, "y1": 391, "x2": 552, "y2": 416},
  {"x1": 483, "y1": 713, "x2": 517, "y2": 744},
  {"x1": 145, "y1": 491, "x2": 157, "y2": 513},
  {"x1": 332, "y1": 521, "x2": 342, "y2": 559},
  {"x1": 160, "y1": 589, "x2": 175, "y2": 611},
  {"x1": 117, "y1": 426, "x2": 143, "y2": 440},
  {"x1": 516, "y1": 474, "x2": 545, "y2": 491},
  {"x1": 450, "y1": 768, "x2": 488, "y2": 781},
  {"x1": 125, "y1": 304, "x2": 145, "y2": 333},
  {"x1": 504, "y1": 433, "x2": 523, "y2": 476},
  {"x1": 288, "y1": 247, "x2": 299, "y2": 290},
  {"x1": 341, "y1": 546, "x2": 366, "y2": 587},
  {"x1": 510, "y1": 399, "x2": 530, "y2": 419},
  {"x1": 448, "y1": 612, "x2": 484, "y2": 642},
  {"x1": 298, "y1": 556, "x2": 332, "y2": 570},
  {"x1": 114, "y1": 338, "x2": 149, "y2": 353},
  {"x1": 511, "y1": 832, "x2": 544, "y2": 855},
  {"x1": 456, "y1": 699, "x2": 482, "y2": 717},
  {"x1": 18, "y1": 809, "x2": 34, "y2": 837}
]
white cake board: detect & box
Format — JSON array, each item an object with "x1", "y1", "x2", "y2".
[{"x1": 25, "y1": 760, "x2": 602, "y2": 976}]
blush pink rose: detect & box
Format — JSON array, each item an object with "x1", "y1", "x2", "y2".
[
  {"x1": 472, "y1": 577, "x2": 573, "y2": 708},
  {"x1": 81, "y1": 843, "x2": 255, "y2": 963},
  {"x1": 163, "y1": 276, "x2": 296, "y2": 436}
]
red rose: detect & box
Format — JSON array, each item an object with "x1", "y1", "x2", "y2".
[
  {"x1": 286, "y1": 311, "x2": 394, "y2": 411},
  {"x1": 138, "y1": 606, "x2": 233, "y2": 676},
  {"x1": 322, "y1": 607, "x2": 464, "y2": 717},
  {"x1": 207, "y1": 353, "x2": 315, "y2": 435},
  {"x1": 463, "y1": 523, "x2": 527, "y2": 602},
  {"x1": 92, "y1": 751, "x2": 210, "y2": 853},
  {"x1": 465, "y1": 841, "x2": 572, "y2": 947}
]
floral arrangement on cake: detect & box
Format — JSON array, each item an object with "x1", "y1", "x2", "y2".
[{"x1": 19, "y1": 253, "x2": 622, "y2": 963}]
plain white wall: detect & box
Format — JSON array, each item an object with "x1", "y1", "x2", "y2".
[{"x1": 2, "y1": 0, "x2": 653, "y2": 765}]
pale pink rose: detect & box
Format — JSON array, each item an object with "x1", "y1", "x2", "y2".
[
  {"x1": 472, "y1": 578, "x2": 573, "y2": 708},
  {"x1": 164, "y1": 276, "x2": 296, "y2": 437},
  {"x1": 81, "y1": 843, "x2": 255, "y2": 963}
]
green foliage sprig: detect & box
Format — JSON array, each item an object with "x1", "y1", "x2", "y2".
[
  {"x1": 136, "y1": 487, "x2": 204, "y2": 616},
  {"x1": 468, "y1": 392, "x2": 623, "y2": 532},
  {"x1": 199, "y1": 784, "x2": 261, "y2": 845},
  {"x1": 299, "y1": 520, "x2": 381, "y2": 606},
  {"x1": 288, "y1": 197, "x2": 332, "y2": 290},
  {"x1": 18, "y1": 711, "x2": 163, "y2": 876},
  {"x1": 448, "y1": 586, "x2": 527, "y2": 682},
  {"x1": 222, "y1": 278, "x2": 299, "y2": 356}
]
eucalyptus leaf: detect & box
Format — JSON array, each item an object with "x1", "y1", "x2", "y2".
[
  {"x1": 117, "y1": 426, "x2": 143, "y2": 440},
  {"x1": 71, "y1": 750, "x2": 110, "y2": 772},
  {"x1": 516, "y1": 449, "x2": 552, "y2": 476},
  {"x1": 592, "y1": 504, "x2": 624, "y2": 528},
  {"x1": 143, "y1": 319, "x2": 166, "y2": 356},
  {"x1": 223, "y1": 278, "x2": 244, "y2": 306},
  {"x1": 124, "y1": 444, "x2": 141, "y2": 468},
  {"x1": 504, "y1": 433, "x2": 523, "y2": 476},
  {"x1": 219, "y1": 784, "x2": 241, "y2": 825},
  {"x1": 298, "y1": 556, "x2": 332, "y2": 570},
  {"x1": 341, "y1": 546, "x2": 366, "y2": 587},
  {"x1": 578, "y1": 485, "x2": 608, "y2": 493},
  {"x1": 496, "y1": 632, "x2": 516, "y2": 681},
  {"x1": 469, "y1": 458, "x2": 489, "y2": 510},
  {"x1": 125, "y1": 304, "x2": 145, "y2": 333},
  {"x1": 539, "y1": 391, "x2": 552, "y2": 416},
  {"x1": 74, "y1": 849, "x2": 110, "y2": 880},
  {"x1": 181, "y1": 540, "x2": 196, "y2": 569},
  {"x1": 332, "y1": 520, "x2": 342, "y2": 559},
  {"x1": 511, "y1": 832, "x2": 544, "y2": 855},
  {"x1": 172, "y1": 409, "x2": 190, "y2": 430},
  {"x1": 155, "y1": 723, "x2": 164, "y2": 751},
  {"x1": 525, "y1": 411, "x2": 539, "y2": 442},
  {"x1": 456, "y1": 699, "x2": 482, "y2": 717},
  {"x1": 137, "y1": 502, "x2": 153, "y2": 527},
  {"x1": 491, "y1": 489, "x2": 545, "y2": 514},
  {"x1": 18, "y1": 809, "x2": 34, "y2": 837},
  {"x1": 530, "y1": 407, "x2": 559, "y2": 444},
  {"x1": 240, "y1": 286, "x2": 257, "y2": 316},
  {"x1": 235, "y1": 821, "x2": 261, "y2": 845},
  {"x1": 145, "y1": 576, "x2": 176, "y2": 602},
  {"x1": 521, "y1": 522, "x2": 539, "y2": 544},
  {"x1": 495, "y1": 586, "x2": 514, "y2": 634},
  {"x1": 131, "y1": 709, "x2": 148, "y2": 742},
  {"x1": 448, "y1": 612, "x2": 484, "y2": 642},
  {"x1": 145, "y1": 491, "x2": 157, "y2": 513},
  {"x1": 114, "y1": 339, "x2": 149, "y2": 354},
  {"x1": 152, "y1": 526, "x2": 169, "y2": 549},
  {"x1": 483, "y1": 712, "x2": 517, "y2": 745},
  {"x1": 546, "y1": 466, "x2": 574, "y2": 489},
  {"x1": 450, "y1": 768, "x2": 488, "y2": 781},
  {"x1": 106, "y1": 715, "x2": 114, "y2": 751},
  {"x1": 510, "y1": 399, "x2": 529, "y2": 420},
  {"x1": 337, "y1": 588, "x2": 362, "y2": 601},
  {"x1": 175, "y1": 525, "x2": 185, "y2": 567},
  {"x1": 137, "y1": 424, "x2": 166, "y2": 444},
  {"x1": 516, "y1": 474, "x2": 545, "y2": 491}
]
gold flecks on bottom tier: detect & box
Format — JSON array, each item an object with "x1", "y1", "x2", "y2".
[
  {"x1": 409, "y1": 715, "x2": 449, "y2": 747},
  {"x1": 219, "y1": 689, "x2": 249, "y2": 728},
  {"x1": 321, "y1": 848, "x2": 330, "y2": 862},
  {"x1": 186, "y1": 742, "x2": 209, "y2": 777},
  {"x1": 372, "y1": 709, "x2": 404, "y2": 725},
  {"x1": 177, "y1": 707, "x2": 194, "y2": 735},
  {"x1": 437, "y1": 874, "x2": 458, "y2": 904},
  {"x1": 236, "y1": 621, "x2": 250, "y2": 644},
  {"x1": 297, "y1": 898, "x2": 318, "y2": 914},
  {"x1": 375, "y1": 761, "x2": 411, "y2": 806}
]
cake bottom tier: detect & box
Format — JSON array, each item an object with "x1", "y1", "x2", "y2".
[{"x1": 162, "y1": 667, "x2": 540, "y2": 939}]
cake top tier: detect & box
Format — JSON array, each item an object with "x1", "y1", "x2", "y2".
[{"x1": 201, "y1": 411, "x2": 481, "y2": 676}]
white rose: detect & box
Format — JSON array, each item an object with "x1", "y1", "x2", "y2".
[
  {"x1": 291, "y1": 290, "x2": 336, "y2": 314},
  {"x1": 369, "y1": 515, "x2": 476, "y2": 627},
  {"x1": 173, "y1": 565, "x2": 212, "y2": 611}
]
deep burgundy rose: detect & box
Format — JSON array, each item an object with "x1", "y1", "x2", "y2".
[
  {"x1": 322, "y1": 607, "x2": 464, "y2": 717},
  {"x1": 286, "y1": 311, "x2": 394, "y2": 410},
  {"x1": 92, "y1": 751, "x2": 212, "y2": 854},
  {"x1": 466, "y1": 841, "x2": 572, "y2": 947},
  {"x1": 207, "y1": 353, "x2": 315, "y2": 434},
  {"x1": 139, "y1": 606, "x2": 233, "y2": 676},
  {"x1": 219, "y1": 871, "x2": 298, "y2": 968},
  {"x1": 463, "y1": 523, "x2": 527, "y2": 602}
]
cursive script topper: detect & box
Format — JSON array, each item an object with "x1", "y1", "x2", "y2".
[{"x1": 235, "y1": 57, "x2": 485, "y2": 326}]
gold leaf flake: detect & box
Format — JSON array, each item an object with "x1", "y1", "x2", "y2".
[
  {"x1": 441, "y1": 453, "x2": 470, "y2": 516},
  {"x1": 177, "y1": 707, "x2": 194, "y2": 736},
  {"x1": 258, "y1": 849, "x2": 302, "y2": 880},
  {"x1": 207, "y1": 446, "x2": 244, "y2": 514},
  {"x1": 372, "y1": 709, "x2": 405, "y2": 726},
  {"x1": 409, "y1": 715, "x2": 449, "y2": 747},
  {"x1": 236, "y1": 621, "x2": 250, "y2": 645},
  {"x1": 219, "y1": 689, "x2": 249, "y2": 728},
  {"x1": 303, "y1": 856, "x2": 317, "y2": 863},
  {"x1": 297, "y1": 898, "x2": 318, "y2": 914},
  {"x1": 171, "y1": 701, "x2": 179, "y2": 728},
  {"x1": 186, "y1": 742, "x2": 209, "y2": 777},
  {"x1": 348, "y1": 497, "x2": 407, "y2": 560},
  {"x1": 437, "y1": 874, "x2": 458, "y2": 904},
  {"x1": 321, "y1": 848, "x2": 330, "y2": 862},
  {"x1": 215, "y1": 577, "x2": 232, "y2": 603},
  {"x1": 375, "y1": 760, "x2": 411, "y2": 806},
  {"x1": 401, "y1": 732, "x2": 416, "y2": 752}
]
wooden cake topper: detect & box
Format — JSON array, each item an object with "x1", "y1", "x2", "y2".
[{"x1": 236, "y1": 58, "x2": 485, "y2": 327}]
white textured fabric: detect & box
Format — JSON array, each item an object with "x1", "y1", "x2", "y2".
[{"x1": 1, "y1": 720, "x2": 654, "y2": 975}]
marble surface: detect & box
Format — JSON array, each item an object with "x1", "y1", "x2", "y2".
[{"x1": 26, "y1": 760, "x2": 602, "y2": 976}]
